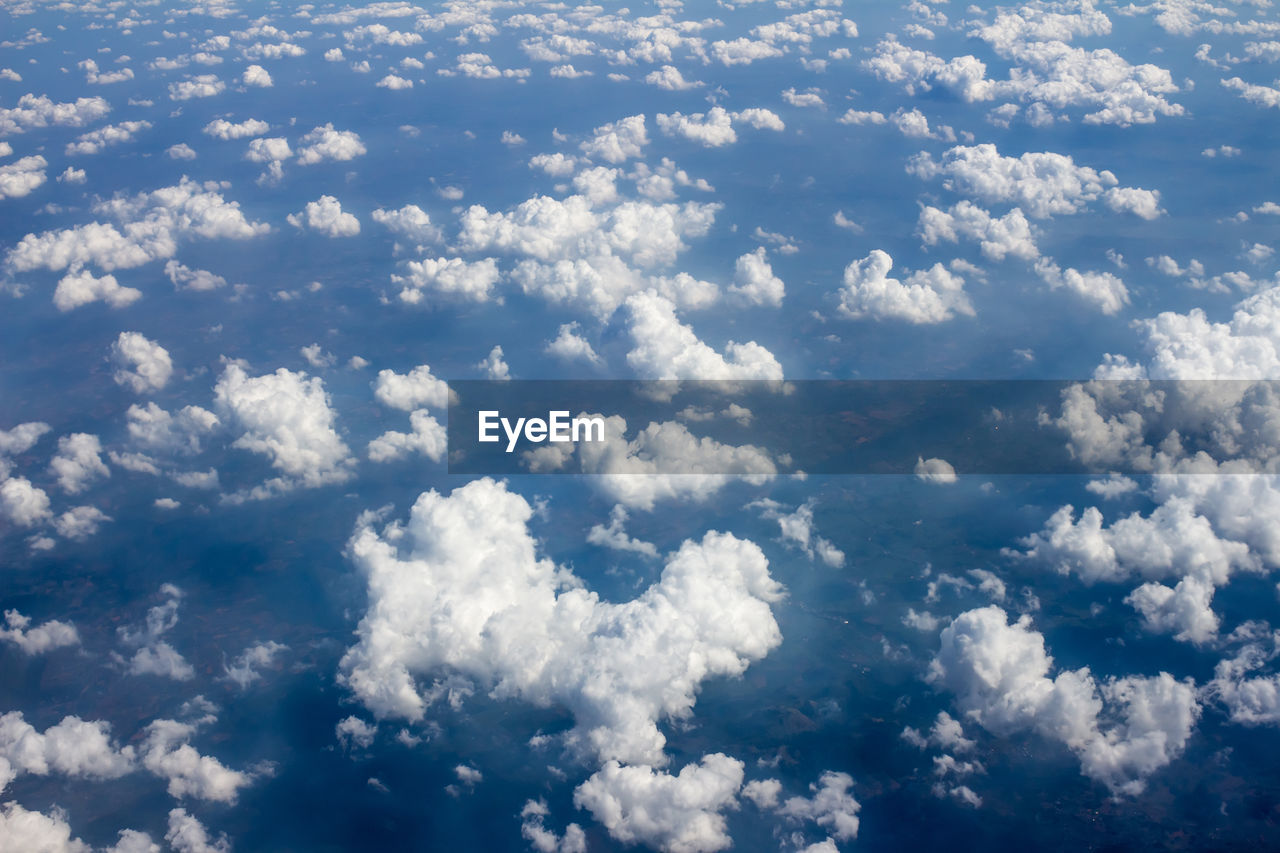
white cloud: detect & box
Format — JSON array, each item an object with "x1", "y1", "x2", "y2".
[
  {"x1": 49, "y1": 433, "x2": 108, "y2": 494},
  {"x1": 0, "y1": 93, "x2": 111, "y2": 136},
  {"x1": 223, "y1": 640, "x2": 288, "y2": 689},
  {"x1": 729, "y1": 247, "x2": 785, "y2": 307},
  {"x1": 838, "y1": 250, "x2": 974, "y2": 324},
  {"x1": 164, "y1": 260, "x2": 226, "y2": 292},
  {"x1": 295, "y1": 124, "x2": 366, "y2": 165},
  {"x1": 288, "y1": 196, "x2": 361, "y2": 237},
  {"x1": 645, "y1": 65, "x2": 701, "y2": 90},
  {"x1": 52, "y1": 268, "x2": 142, "y2": 311},
  {"x1": 65, "y1": 120, "x2": 150, "y2": 156},
  {"x1": 143, "y1": 720, "x2": 253, "y2": 803},
  {"x1": 112, "y1": 332, "x2": 173, "y2": 393},
  {"x1": 1103, "y1": 187, "x2": 1164, "y2": 220},
  {"x1": 656, "y1": 107, "x2": 737, "y2": 147},
  {"x1": 242, "y1": 64, "x2": 272, "y2": 87},
  {"x1": 545, "y1": 322, "x2": 603, "y2": 366},
  {"x1": 0, "y1": 154, "x2": 46, "y2": 199},
  {"x1": 915, "y1": 457, "x2": 958, "y2": 484},
  {"x1": 0, "y1": 710, "x2": 136, "y2": 783},
  {"x1": 775, "y1": 771, "x2": 860, "y2": 843},
  {"x1": 54, "y1": 505, "x2": 111, "y2": 541},
  {"x1": 393, "y1": 256, "x2": 499, "y2": 302},
  {"x1": 372, "y1": 205, "x2": 440, "y2": 247},
  {"x1": 1034, "y1": 258, "x2": 1129, "y2": 315},
  {"x1": 0, "y1": 609, "x2": 79, "y2": 655},
  {"x1": 367, "y1": 410, "x2": 447, "y2": 463},
  {"x1": 477, "y1": 345, "x2": 510, "y2": 380},
  {"x1": 214, "y1": 364, "x2": 355, "y2": 498},
  {"x1": 203, "y1": 118, "x2": 270, "y2": 140},
  {"x1": 373, "y1": 364, "x2": 449, "y2": 411},
  {"x1": 580, "y1": 114, "x2": 648, "y2": 164},
  {"x1": 574, "y1": 754, "x2": 744, "y2": 852},
  {"x1": 167, "y1": 143, "x2": 197, "y2": 160},
  {"x1": 929, "y1": 606, "x2": 1200, "y2": 795},
  {"x1": 625, "y1": 292, "x2": 783, "y2": 380},
  {"x1": 377, "y1": 74, "x2": 414, "y2": 90},
  {"x1": 169, "y1": 75, "x2": 226, "y2": 101},
  {"x1": 165, "y1": 809, "x2": 229, "y2": 853},
  {"x1": 587, "y1": 505, "x2": 658, "y2": 557},
  {"x1": 918, "y1": 202, "x2": 1039, "y2": 261},
  {"x1": 0, "y1": 477, "x2": 52, "y2": 527},
  {"x1": 339, "y1": 478, "x2": 784, "y2": 766}
]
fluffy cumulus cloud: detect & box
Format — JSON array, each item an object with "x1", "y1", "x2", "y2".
[
  {"x1": 213, "y1": 363, "x2": 355, "y2": 499},
  {"x1": 0, "y1": 94, "x2": 110, "y2": 136},
  {"x1": 0, "y1": 155, "x2": 47, "y2": 199},
  {"x1": 288, "y1": 195, "x2": 360, "y2": 237},
  {"x1": 48, "y1": 433, "x2": 108, "y2": 494},
  {"x1": 0, "y1": 710, "x2": 136, "y2": 787},
  {"x1": 64, "y1": 121, "x2": 151, "y2": 156},
  {"x1": 367, "y1": 410, "x2": 447, "y2": 463},
  {"x1": 339, "y1": 478, "x2": 784, "y2": 766},
  {"x1": 929, "y1": 606, "x2": 1200, "y2": 795},
  {"x1": 372, "y1": 364, "x2": 449, "y2": 412},
  {"x1": 203, "y1": 118, "x2": 270, "y2": 140},
  {"x1": 142, "y1": 719, "x2": 254, "y2": 803},
  {"x1": 580, "y1": 114, "x2": 649, "y2": 164},
  {"x1": 242, "y1": 64, "x2": 272, "y2": 87},
  {"x1": 625, "y1": 292, "x2": 783, "y2": 379},
  {"x1": 393, "y1": 257, "x2": 500, "y2": 303},
  {"x1": 111, "y1": 332, "x2": 173, "y2": 394},
  {"x1": 6, "y1": 178, "x2": 269, "y2": 276},
  {"x1": 116, "y1": 585, "x2": 194, "y2": 680},
  {"x1": 918, "y1": 202, "x2": 1038, "y2": 262},
  {"x1": 52, "y1": 268, "x2": 142, "y2": 311},
  {"x1": 295, "y1": 124, "x2": 366, "y2": 165},
  {"x1": 573, "y1": 754, "x2": 745, "y2": 853},
  {"x1": 838, "y1": 250, "x2": 974, "y2": 324},
  {"x1": 729, "y1": 248, "x2": 785, "y2": 307}
]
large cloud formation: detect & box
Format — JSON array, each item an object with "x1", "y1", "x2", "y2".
[{"x1": 339, "y1": 478, "x2": 785, "y2": 766}]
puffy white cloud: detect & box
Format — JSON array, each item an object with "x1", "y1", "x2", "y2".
[
  {"x1": 625, "y1": 292, "x2": 783, "y2": 379},
  {"x1": 142, "y1": 719, "x2": 253, "y2": 803},
  {"x1": 645, "y1": 65, "x2": 702, "y2": 90},
  {"x1": 587, "y1": 505, "x2": 658, "y2": 557},
  {"x1": 917, "y1": 202, "x2": 1039, "y2": 261},
  {"x1": 656, "y1": 107, "x2": 737, "y2": 147},
  {"x1": 1222, "y1": 76, "x2": 1280, "y2": 109},
  {"x1": 0, "y1": 711, "x2": 136, "y2": 783},
  {"x1": 241, "y1": 64, "x2": 272, "y2": 87},
  {"x1": 111, "y1": 332, "x2": 173, "y2": 393},
  {"x1": 520, "y1": 800, "x2": 587, "y2": 853},
  {"x1": 393, "y1": 256, "x2": 499, "y2": 302},
  {"x1": 907, "y1": 144, "x2": 1125, "y2": 218},
  {"x1": 1034, "y1": 258, "x2": 1129, "y2": 315},
  {"x1": 167, "y1": 144, "x2": 197, "y2": 161},
  {"x1": 164, "y1": 260, "x2": 226, "y2": 292},
  {"x1": 838, "y1": 250, "x2": 973, "y2": 324},
  {"x1": 335, "y1": 716, "x2": 376, "y2": 750},
  {"x1": 125, "y1": 402, "x2": 219, "y2": 457},
  {"x1": 7, "y1": 177, "x2": 269, "y2": 275},
  {"x1": 0, "y1": 477, "x2": 52, "y2": 527},
  {"x1": 53, "y1": 505, "x2": 112, "y2": 541},
  {"x1": 929, "y1": 606, "x2": 1200, "y2": 795},
  {"x1": 0, "y1": 93, "x2": 111, "y2": 136},
  {"x1": 0, "y1": 803, "x2": 90, "y2": 852},
  {"x1": 545, "y1": 322, "x2": 603, "y2": 366},
  {"x1": 1103, "y1": 187, "x2": 1164, "y2": 220},
  {"x1": 339, "y1": 479, "x2": 784, "y2": 766},
  {"x1": 709, "y1": 38, "x2": 785, "y2": 66},
  {"x1": 439, "y1": 53, "x2": 530, "y2": 80},
  {"x1": 165, "y1": 809, "x2": 228, "y2": 853},
  {"x1": 288, "y1": 195, "x2": 361, "y2": 237},
  {"x1": 367, "y1": 410, "x2": 447, "y2": 463},
  {"x1": 477, "y1": 345, "x2": 510, "y2": 380},
  {"x1": 377, "y1": 74, "x2": 414, "y2": 90},
  {"x1": 169, "y1": 75, "x2": 226, "y2": 101},
  {"x1": 203, "y1": 118, "x2": 270, "y2": 140},
  {"x1": 345, "y1": 24, "x2": 423, "y2": 46},
  {"x1": 573, "y1": 754, "x2": 744, "y2": 853},
  {"x1": 214, "y1": 364, "x2": 355, "y2": 497},
  {"x1": 580, "y1": 114, "x2": 648, "y2": 164},
  {"x1": 295, "y1": 123, "x2": 366, "y2": 165},
  {"x1": 0, "y1": 154, "x2": 47, "y2": 199},
  {"x1": 222, "y1": 640, "x2": 287, "y2": 689},
  {"x1": 775, "y1": 771, "x2": 860, "y2": 843},
  {"x1": 49, "y1": 433, "x2": 108, "y2": 494},
  {"x1": 371, "y1": 205, "x2": 440, "y2": 247},
  {"x1": 729, "y1": 248, "x2": 784, "y2": 307},
  {"x1": 373, "y1": 364, "x2": 449, "y2": 411},
  {"x1": 753, "y1": 501, "x2": 844, "y2": 567},
  {"x1": 117, "y1": 586, "x2": 193, "y2": 680},
  {"x1": 915, "y1": 456, "x2": 958, "y2": 484},
  {"x1": 64, "y1": 121, "x2": 150, "y2": 156},
  {"x1": 52, "y1": 268, "x2": 142, "y2": 311},
  {"x1": 0, "y1": 421, "x2": 49, "y2": 456}
]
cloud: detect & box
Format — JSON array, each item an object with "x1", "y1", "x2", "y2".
[
  {"x1": 580, "y1": 114, "x2": 648, "y2": 164},
  {"x1": 222, "y1": 640, "x2": 288, "y2": 689},
  {"x1": 164, "y1": 260, "x2": 226, "y2": 291},
  {"x1": 7, "y1": 177, "x2": 270, "y2": 275},
  {"x1": 0, "y1": 711, "x2": 136, "y2": 784},
  {"x1": 929, "y1": 606, "x2": 1200, "y2": 795},
  {"x1": 656, "y1": 107, "x2": 737, "y2": 147},
  {"x1": 112, "y1": 332, "x2": 173, "y2": 393},
  {"x1": 545, "y1": 322, "x2": 603, "y2": 365},
  {"x1": 0, "y1": 93, "x2": 110, "y2": 136},
  {"x1": 573, "y1": 754, "x2": 744, "y2": 852},
  {"x1": 0, "y1": 609, "x2": 79, "y2": 655},
  {"x1": 116, "y1": 586, "x2": 194, "y2": 680},
  {"x1": 203, "y1": 118, "x2": 270, "y2": 139},
  {"x1": 587, "y1": 505, "x2": 658, "y2": 557},
  {"x1": 169, "y1": 75, "x2": 226, "y2": 100},
  {"x1": 645, "y1": 65, "x2": 702, "y2": 90},
  {"x1": 49, "y1": 433, "x2": 108, "y2": 494},
  {"x1": 54, "y1": 505, "x2": 112, "y2": 541},
  {"x1": 64, "y1": 120, "x2": 150, "y2": 156},
  {"x1": 52, "y1": 268, "x2": 142, "y2": 311},
  {"x1": 167, "y1": 143, "x2": 197, "y2": 160},
  {"x1": 838, "y1": 250, "x2": 974, "y2": 324},
  {"x1": 165, "y1": 809, "x2": 229, "y2": 853},
  {"x1": 242, "y1": 64, "x2": 272, "y2": 87},
  {"x1": 367, "y1": 410, "x2": 447, "y2": 463},
  {"x1": 214, "y1": 363, "x2": 355, "y2": 498},
  {"x1": 339, "y1": 478, "x2": 784, "y2": 766},
  {"x1": 918, "y1": 202, "x2": 1038, "y2": 261},
  {"x1": 1034, "y1": 258, "x2": 1129, "y2": 315},
  {"x1": 372, "y1": 205, "x2": 440, "y2": 247},
  {"x1": 728, "y1": 247, "x2": 785, "y2": 307},
  {"x1": 295, "y1": 124, "x2": 366, "y2": 165},
  {"x1": 0, "y1": 477, "x2": 52, "y2": 527},
  {"x1": 372, "y1": 364, "x2": 449, "y2": 411},
  {"x1": 915, "y1": 456, "x2": 958, "y2": 484},
  {"x1": 377, "y1": 74, "x2": 414, "y2": 90},
  {"x1": 288, "y1": 196, "x2": 361, "y2": 237},
  {"x1": 0, "y1": 154, "x2": 47, "y2": 199},
  {"x1": 143, "y1": 719, "x2": 253, "y2": 803},
  {"x1": 393, "y1": 256, "x2": 500, "y2": 302},
  {"x1": 625, "y1": 292, "x2": 783, "y2": 379}
]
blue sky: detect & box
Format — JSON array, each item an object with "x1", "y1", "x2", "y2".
[{"x1": 2, "y1": 0, "x2": 1280, "y2": 850}]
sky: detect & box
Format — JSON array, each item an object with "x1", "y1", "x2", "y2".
[{"x1": 2, "y1": 0, "x2": 1280, "y2": 850}]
